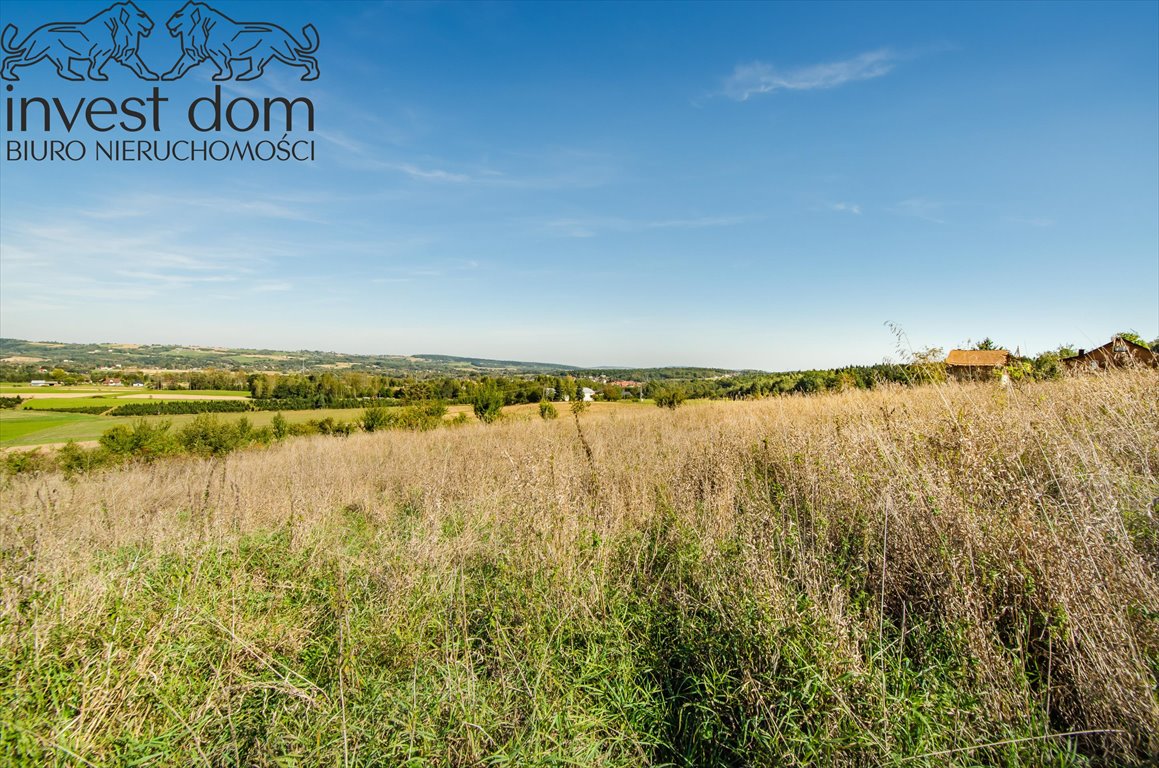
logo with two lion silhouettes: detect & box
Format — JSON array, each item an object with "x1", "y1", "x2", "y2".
[{"x1": 1, "y1": 1, "x2": 319, "y2": 82}]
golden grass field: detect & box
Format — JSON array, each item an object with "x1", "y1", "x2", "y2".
[{"x1": 1, "y1": 372, "x2": 1156, "y2": 766}]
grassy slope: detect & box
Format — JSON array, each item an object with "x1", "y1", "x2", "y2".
[{"x1": 0, "y1": 373, "x2": 1156, "y2": 766}]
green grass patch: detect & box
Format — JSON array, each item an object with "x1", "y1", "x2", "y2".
[
  {"x1": 0, "y1": 410, "x2": 111, "y2": 444},
  {"x1": 0, "y1": 408, "x2": 376, "y2": 447}
]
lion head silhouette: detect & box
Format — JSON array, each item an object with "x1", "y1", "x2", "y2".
[{"x1": 1, "y1": 1, "x2": 159, "y2": 81}]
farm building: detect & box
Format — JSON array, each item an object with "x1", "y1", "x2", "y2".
[
  {"x1": 1062, "y1": 336, "x2": 1158, "y2": 371},
  {"x1": 945, "y1": 349, "x2": 1011, "y2": 382}
]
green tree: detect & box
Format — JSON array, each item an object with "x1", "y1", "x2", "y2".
[
  {"x1": 362, "y1": 406, "x2": 390, "y2": 432},
  {"x1": 973, "y1": 338, "x2": 998, "y2": 351},
  {"x1": 271, "y1": 412, "x2": 289, "y2": 439},
  {"x1": 558, "y1": 377, "x2": 577, "y2": 402},
  {"x1": 472, "y1": 384, "x2": 504, "y2": 423},
  {"x1": 1115, "y1": 330, "x2": 1146, "y2": 347}
]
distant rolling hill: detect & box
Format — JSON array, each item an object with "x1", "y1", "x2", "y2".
[{"x1": 0, "y1": 338, "x2": 579, "y2": 377}]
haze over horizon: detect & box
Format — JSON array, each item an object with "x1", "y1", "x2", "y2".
[{"x1": 1, "y1": 0, "x2": 1156, "y2": 370}]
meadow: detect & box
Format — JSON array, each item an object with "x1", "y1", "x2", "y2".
[
  {"x1": 0, "y1": 372, "x2": 1156, "y2": 766},
  {"x1": 0, "y1": 408, "x2": 367, "y2": 448},
  {"x1": 0, "y1": 389, "x2": 250, "y2": 447}
]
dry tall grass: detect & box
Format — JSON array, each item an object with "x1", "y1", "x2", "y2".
[{"x1": 1, "y1": 372, "x2": 1157, "y2": 766}]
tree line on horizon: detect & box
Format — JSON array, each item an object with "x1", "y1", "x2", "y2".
[{"x1": 4, "y1": 333, "x2": 1155, "y2": 409}]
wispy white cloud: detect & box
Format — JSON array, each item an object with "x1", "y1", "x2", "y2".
[
  {"x1": 724, "y1": 49, "x2": 897, "y2": 101},
  {"x1": 0, "y1": 203, "x2": 312, "y2": 308},
  {"x1": 337, "y1": 145, "x2": 617, "y2": 191},
  {"x1": 1005, "y1": 215, "x2": 1054, "y2": 228},
  {"x1": 78, "y1": 192, "x2": 326, "y2": 223},
  {"x1": 828, "y1": 202, "x2": 862, "y2": 215},
  {"x1": 540, "y1": 214, "x2": 759, "y2": 239},
  {"x1": 393, "y1": 163, "x2": 472, "y2": 183},
  {"x1": 369, "y1": 259, "x2": 480, "y2": 282},
  {"x1": 890, "y1": 197, "x2": 948, "y2": 224}
]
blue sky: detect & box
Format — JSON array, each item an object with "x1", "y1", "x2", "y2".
[{"x1": 1, "y1": 0, "x2": 1156, "y2": 369}]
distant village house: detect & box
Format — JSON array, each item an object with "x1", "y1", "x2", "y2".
[
  {"x1": 945, "y1": 349, "x2": 1011, "y2": 382},
  {"x1": 1062, "y1": 336, "x2": 1158, "y2": 371}
]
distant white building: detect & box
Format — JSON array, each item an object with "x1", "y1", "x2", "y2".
[
  {"x1": 581, "y1": 387, "x2": 596, "y2": 402},
  {"x1": 30, "y1": 380, "x2": 47, "y2": 386}
]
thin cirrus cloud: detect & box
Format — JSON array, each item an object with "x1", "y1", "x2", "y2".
[
  {"x1": 828, "y1": 202, "x2": 862, "y2": 215},
  {"x1": 724, "y1": 48, "x2": 897, "y2": 101},
  {"x1": 890, "y1": 197, "x2": 947, "y2": 224},
  {"x1": 540, "y1": 214, "x2": 759, "y2": 239}
]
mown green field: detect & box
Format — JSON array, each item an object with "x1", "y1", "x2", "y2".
[
  {"x1": 20, "y1": 396, "x2": 248, "y2": 412},
  {"x1": 1, "y1": 408, "x2": 387, "y2": 447},
  {"x1": 0, "y1": 385, "x2": 250, "y2": 397},
  {"x1": 1, "y1": 396, "x2": 634, "y2": 447},
  {"x1": 0, "y1": 410, "x2": 111, "y2": 444},
  {"x1": 0, "y1": 385, "x2": 134, "y2": 395}
]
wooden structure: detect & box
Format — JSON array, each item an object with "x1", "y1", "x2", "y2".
[
  {"x1": 945, "y1": 349, "x2": 1011, "y2": 382},
  {"x1": 1062, "y1": 336, "x2": 1158, "y2": 371}
]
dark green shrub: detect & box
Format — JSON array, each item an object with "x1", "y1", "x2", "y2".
[
  {"x1": 362, "y1": 406, "x2": 390, "y2": 432},
  {"x1": 472, "y1": 385, "x2": 504, "y2": 423},
  {"x1": 177, "y1": 415, "x2": 244, "y2": 456},
  {"x1": 3, "y1": 449, "x2": 49, "y2": 475},
  {"x1": 57, "y1": 441, "x2": 117, "y2": 476},
  {"x1": 654, "y1": 388, "x2": 686, "y2": 409},
  {"x1": 99, "y1": 419, "x2": 179, "y2": 460},
  {"x1": 111, "y1": 400, "x2": 251, "y2": 416}
]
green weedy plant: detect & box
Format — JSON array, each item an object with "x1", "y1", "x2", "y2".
[
  {"x1": 56, "y1": 440, "x2": 116, "y2": 476},
  {"x1": 2, "y1": 448, "x2": 49, "y2": 475},
  {"x1": 539, "y1": 402, "x2": 558, "y2": 420}
]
